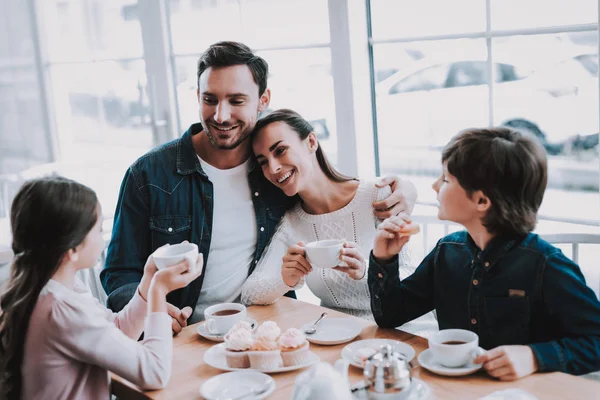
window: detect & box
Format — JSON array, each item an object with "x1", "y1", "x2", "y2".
[{"x1": 388, "y1": 64, "x2": 450, "y2": 94}]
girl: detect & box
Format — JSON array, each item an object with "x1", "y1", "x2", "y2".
[
  {"x1": 0, "y1": 177, "x2": 203, "y2": 400},
  {"x1": 241, "y1": 109, "x2": 435, "y2": 333}
]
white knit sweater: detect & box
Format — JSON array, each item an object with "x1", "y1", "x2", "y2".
[{"x1": 241, "y1": 180, "x2": 436, "y2": 335}]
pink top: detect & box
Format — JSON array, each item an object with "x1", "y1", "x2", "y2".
[{"x1": 21, "y1": 278, "x2": 172, "y2": 400}]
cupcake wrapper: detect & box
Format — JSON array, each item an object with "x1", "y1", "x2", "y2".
[
  {"x1": 247, "y1": 350, "x2": 283, "y2": 370},
  {"x1": 225, "y1": 350, "x2": 250, "y2": 369},
  {"x1": 281, "y1": 345, "x2": 311, "y2": 367}
]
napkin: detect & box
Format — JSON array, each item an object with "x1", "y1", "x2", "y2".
[{"x1": 479, "y1": 388, "x2": 539, "y2": 400}]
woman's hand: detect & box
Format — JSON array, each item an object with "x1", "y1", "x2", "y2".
[
  {"x1": 281, "y1": 242, "x2": 312, "y2": 287},
  {"x1": 373, "y1": 175, "x2": 418, "y2": 220},
  {"x1": 333, "y1": 242, "x2": 366, "y2": 280},
  {"x1": 373, "y1": 215, "x2": 412, "y2": 263}
]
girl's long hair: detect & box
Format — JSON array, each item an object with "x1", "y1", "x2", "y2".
[
  {"x1": 253, "y1": 109, "x2": 356, "y2": 183},
  {"x1": 0, "y1": 177, "x2": 98, "y2": 399}
]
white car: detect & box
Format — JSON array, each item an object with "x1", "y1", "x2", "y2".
[{"x1": 374, "y1": 57, "x2": 571, "y2": 152}]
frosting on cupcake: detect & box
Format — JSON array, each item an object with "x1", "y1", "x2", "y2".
[
  {"x1": 279, "y1": 328, "x2": 306, "y2": 349},
  {"x1": 224, "y1": 329, "x2": 254, "y2": 351},
  {"x1": 255, "y1": 321, "x2": 281, "y2": 342},
  {"x1": 225, "y1": 320, "x2": 253, "y2": 340}
]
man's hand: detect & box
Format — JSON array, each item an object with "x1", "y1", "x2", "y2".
[
  {"x1": 167, "y1": 303, "x2": 193, "y2": 335},
  {"x1": 373, "y1": 175, "x2": 418, "y2": 220},
  {"x1": 474, "y1": 345, "x2": 539, "y2": 381}
]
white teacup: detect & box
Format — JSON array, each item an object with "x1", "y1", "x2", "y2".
[
  {"x1": 428, "y1": 329, "x2": 480, "y2": 368},
  {"x1": 204, "y1": 303, "x2": 247, "y2": 335},
  {"x1": 152, "y1": 242, "x2": 199, "y2": 271},
  {"x1": 305, "y1": 239, "x2": 344, "y2": 269}
]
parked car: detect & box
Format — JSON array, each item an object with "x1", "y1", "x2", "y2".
[{"x1": 373, "y1": 57, "x2": 577, "y2": 153}]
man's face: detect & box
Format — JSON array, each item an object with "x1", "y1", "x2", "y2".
[{"x1": 197, "y1": 65, "x2": 269, "y2": 150}]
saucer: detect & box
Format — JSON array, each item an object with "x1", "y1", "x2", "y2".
[
  {"x1": 200, "y1": 370, "x2": 275, "y2": 400},
  {"x1": 300, "y1": 317, "x2": 363, "y2": 345},
  {"x1": 417, "y1": 348, "x2": 483, "y2": 376},
  {"x1": 197, "y1": 318, "x2": 257, "y2": 342},
  {"x1": 342, "y1": 339, "x2": 416, "y2": 369},
  {"x1": 351, "y1": 377, "x2": 430, "y2": 400}
]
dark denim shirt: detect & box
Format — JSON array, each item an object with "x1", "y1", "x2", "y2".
[
  {"x1": 101, "y1": 123, "x2": 295, "y2": 312},
  {"x1": 368, "y1": 231, "x2": 600, "y2": 375}
]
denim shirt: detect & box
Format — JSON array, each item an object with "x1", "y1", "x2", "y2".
[
  {"x1": 101, "y1": 123, "x2": 295, "y2": 312},
  {"x1": 368, "y1": 231, "x2": 600, "y2": 375}
]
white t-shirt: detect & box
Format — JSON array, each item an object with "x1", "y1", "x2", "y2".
[{"x1": 193, "y1": 157, "x2": 257, "y2": 322}]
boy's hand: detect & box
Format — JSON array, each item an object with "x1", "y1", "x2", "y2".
[
  {"x1": 373, "y1": 215, "x2": 412, "y2": 262},
  {"x1": 281, "y1": 242, "x2": 312, "y2": 287},
  {"x1": 373, "y1": 175, "x2": 417, "y2": 220},
  {"x1": 474, "y1": 345, "x2": 539, "y2": 381}
]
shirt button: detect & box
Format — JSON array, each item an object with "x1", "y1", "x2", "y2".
[
  {"x1": 254, "y1": 192, "x2": 259, "y2": 197},
  {"x1": 471, "y1": 260, "x2": 474, "y2": 265},
  {"x1": 484, "y1": 262, "x2": 490, "y2": 268},
  {"x1": 260, "y1": 227, "x2": 265, "y2": 232},
  {"x1": 377, "y1": 273, "x2": 384, "y2": 279},
  {"x1": 472, "y1": 279, "x2": 479, "y2": 286},
  {"x1": 167, "y1": 227, "x2": 173, "y2": 233},
  {"x1": 471, "y1": 318, "x2": 477, "y2": 325},
  {"x1": 254, "y1": 260, "x2": 258, "y2": 264}
]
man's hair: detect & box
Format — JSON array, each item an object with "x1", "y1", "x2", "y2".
[
  {"x1": 196, "y1": 41, "x2": 268, "y2": 95},
  {"x1": 442, "y1": 127, "x2": 548, "y2": 236}
]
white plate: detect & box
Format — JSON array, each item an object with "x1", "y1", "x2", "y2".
[
  {"x1": 342, "y1": 339, "x2": 416, "y2": 369},
  {"x1": 204, "y1": 343, "x2": 320, "y2": 373},
  {"x1": 300, "y1": 318, "x2": 363, "y2": 345},
  {"x1": 351, "y1": 377, "x2": 430, "y2": 400},
  {"x1": 197, "y1": 319, "x2": 257, "y2": 342},
  {"x1": 200, "y1": 370, "x2": 275, "y2": 400},
  {"x1": 417, "y1": 347, "x2": 483, "y2": 376}
]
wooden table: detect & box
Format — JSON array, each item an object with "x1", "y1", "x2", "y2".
[{"x1": 112, "y1": 298, "x2": 600, "y2": 399}]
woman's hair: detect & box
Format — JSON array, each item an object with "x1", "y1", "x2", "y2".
[
  {"x1": 253, "y1": 109, "x2": 355, "y2": 183},
  {"x1": 442, "y1": 127, "x2": 548, "y2": 236},
  {"x1": 0, "y1": 177, "x2": 98, "y2": 399}
]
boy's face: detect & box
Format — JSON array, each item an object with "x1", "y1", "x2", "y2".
[{"x1": 432, "y1": 163, "x2": 482, "y2": 225}]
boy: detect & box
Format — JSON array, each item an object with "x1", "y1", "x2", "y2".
[{"x1": 369, "y1": 127, "x2": 600, "y2": 381}]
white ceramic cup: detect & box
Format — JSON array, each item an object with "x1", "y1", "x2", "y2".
[
  {"x1": 304, "y1": 239, "x2": 344, "y2": 269},
  {"x1": 152, "y1": 242, "x2": 199, "y2": 271},
  {"x1": 204, "y1": 303, "x2": 247, "y2": 335},
  {"x1": 428, "y1": 329, "x2": 480, "y2": 368}
]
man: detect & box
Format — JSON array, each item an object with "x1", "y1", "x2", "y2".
[{"x1": 101, "y1": 41, "x2": 417, "y2": 334}]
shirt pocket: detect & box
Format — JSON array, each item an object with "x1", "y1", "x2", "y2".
[
  {"x1": 484, "y1": 296, "x2": 531, "y2": 345},
  {"x1": 149, "y1": 215, "x2": 192, "y2": 248}
]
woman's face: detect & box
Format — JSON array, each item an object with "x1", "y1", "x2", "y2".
[{"x1": 253, "y1": 121, "x2": 317, "y2": 197}]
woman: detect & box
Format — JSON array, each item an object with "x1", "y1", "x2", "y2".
[{"x1": 241, "y1": 110, "x2": 435, "y2": 333}]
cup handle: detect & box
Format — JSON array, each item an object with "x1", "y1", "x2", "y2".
[
  {"x1": 471, "y1": 347, "x2": 486, "y2": 365},
  {"x1": 206, "y1": 319, "x2": 218, "y2": 334}
]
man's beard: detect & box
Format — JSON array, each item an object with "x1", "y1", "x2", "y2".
[{"x1": 204, "y1": 122, "x2": 253, "y2": 150}]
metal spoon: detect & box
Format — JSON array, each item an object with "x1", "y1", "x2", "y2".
[
  {"x1": 304, "y1": 312, "x2": 327, "y2": 334},
  {"x1": 219, "y1": 378, "x2": 272, "y2": 400}
]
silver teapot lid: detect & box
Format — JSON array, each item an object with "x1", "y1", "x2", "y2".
[{"x1": 363, "y1": 344, "x2": 412, "y2": 395}]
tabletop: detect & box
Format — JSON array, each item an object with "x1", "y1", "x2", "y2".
[{"x1": 111, "y1": 297, "x2": 600, "y2": 400}]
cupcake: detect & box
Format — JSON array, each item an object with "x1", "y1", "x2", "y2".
[
  {"x1": 224, "y1": 320, "x2": 253, "y2": 339},
  {"x1": 224, "y1": 328, "x2": 254, "y2": 368},
  {"x1": 279, "y1": 328, "x2": 310, "y2": 366},
  {"x1": 247, "y1": 321, "x2": 283, "y2": 370}
]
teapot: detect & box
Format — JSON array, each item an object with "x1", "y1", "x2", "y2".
[{"x1": 363, "y1": 344, "x2": 413, "y2": 399}]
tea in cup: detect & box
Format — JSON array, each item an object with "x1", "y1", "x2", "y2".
[
  {"x1": 204, "y1": 303, "x2": 247, "y2": 335},
  {"x1": 428, "y1": 329, "x2": 480, "y2": 368},
  {"x1": 152, "y1": 242, "x2": 199, "y2": 271},
  {"x1": 305, "y1": 239, "x2": 344, "y2": 269}
]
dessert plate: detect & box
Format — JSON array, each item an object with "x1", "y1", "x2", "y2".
[
  {"x1": 341, "y1": 338, "x2": 415, "y2": 369},
  {"x1": 200, "y1": 370, "x2": 275, "y2": 400},
  {"x1": 300, "y1": 318, "x2": 363, "y2": 345}
]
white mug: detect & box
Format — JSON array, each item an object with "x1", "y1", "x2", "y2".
[
  {"x1": 305, "y1": 239, "x2": 344, "y2": 269},
  {"x1": 203, "y1": 303, "x2": 247, "y2": 335},
  {"x1": 428, "y1": 329, "x2": 480, "y2": 368},
  {"x1": 152, "y1": 242, "x2": 199, "y2": 271}
]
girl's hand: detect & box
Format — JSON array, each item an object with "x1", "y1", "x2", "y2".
[
  {"x1": 281, "y1": 242, "x2": 312, "y2": 287},
  {"x1": 373, "y1": 215, "x2": 412, "y2": 262},
  {"x1": 151, "y1": 253, "x2": 204, "y2": 295},
  {"x1": 333, "y1": 242, "x2": 366, "y2": 280},
  {"x1": 138, "y1": 246, "x2": 165, "y2": 301}
]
